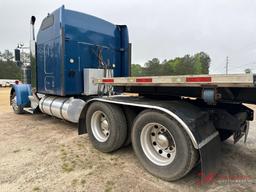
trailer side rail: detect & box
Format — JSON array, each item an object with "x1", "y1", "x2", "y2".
[{"x1": 95, "y1": 74, "x2": 256, "y2": 88}]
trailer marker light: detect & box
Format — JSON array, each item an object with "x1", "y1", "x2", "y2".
[
  {"x1": 136, "y1": 78, "x2": 153, "y2": 83},
  {"x1": 102, "y1": 79, "x2": 114, "y2": 83},
  {"x1": 186, "y1": 77, "x2": 212, "y2": 82}
]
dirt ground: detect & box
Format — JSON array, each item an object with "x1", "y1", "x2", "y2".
[{"x1": 0, "y1": 88, "x2": 255, "y2": 192}]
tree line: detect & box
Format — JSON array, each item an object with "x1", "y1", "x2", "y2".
[
  {"x1": 131, "y1": 52, "x2": 211, "y2": 76},
  {"x1": 0, "y1": 50, "x2": 21, "y2": 79},
  {"x1": 0, "y1": 48, "x2": 254, "y2": 80},
  {"x1": 0, "y1": 50, "x2": 211, "y2": 80}
]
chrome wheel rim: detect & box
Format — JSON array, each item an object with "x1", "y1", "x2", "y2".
[
  {"x1": 91, "y1": 111, "x2": 110, "y2": 142},
  {"x1": 140, "y1": 123, "x2": 176, "y2": 166},
  {"x1": 11, "y1": 96, "x2": 19, "y2": 111}
]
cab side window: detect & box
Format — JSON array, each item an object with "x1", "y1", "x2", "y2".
[{"x1": 40, "y1": 15, "x2": 54, "y2": 31}]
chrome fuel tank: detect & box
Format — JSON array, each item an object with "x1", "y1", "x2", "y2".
[{"x1": 39, "y1": 96, "x2": 86, "y2": 123}]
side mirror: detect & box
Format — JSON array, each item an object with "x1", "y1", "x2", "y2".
[
  {"x1": 14, "y1": 49, "x2": 20, "y2": 61},
  {"x1": 31, "y1": 16, "x2": 36, "y2": 25},
  {"x1": 14, "y1": 49, "x2": 22, "y2": 67}
]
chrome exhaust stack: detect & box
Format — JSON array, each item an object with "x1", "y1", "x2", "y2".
[
  {"x1": 30, "y1": 16, "x2": 36, "y2": 57},
  {"x1": 30, "y1": 16, "x2": 36, "y2": 87}
]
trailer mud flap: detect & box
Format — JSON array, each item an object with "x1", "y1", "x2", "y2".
[{"x1": 198, "y1": 132, "x2": 221, "y2": 181}]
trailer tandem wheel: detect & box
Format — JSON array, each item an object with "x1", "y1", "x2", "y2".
[
  {"x1": 131, "y1": 109, "x2": 198, "y2": 181},
  {"x1": 86, "y1": 102, "x2": 127, "y2": 153}
]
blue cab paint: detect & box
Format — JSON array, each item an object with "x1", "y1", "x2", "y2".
[
  {"x1": 36, "y1": 6, "x2": 129, "y2": 96},
  {"x1": 13, "y1": 6, "x2": 129, "y2": 106}
]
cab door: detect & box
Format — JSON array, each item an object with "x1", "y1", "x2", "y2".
[{"x1": 64, "y1": 39, "x2": 81, "y2": 95}]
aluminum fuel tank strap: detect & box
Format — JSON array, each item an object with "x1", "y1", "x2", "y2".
[
  {"x1": 59, "y1": 98, "x2": 70, "y2": 120},
  {"x1": 49, "y1": 97, "x2": 58, "y2": 116}
]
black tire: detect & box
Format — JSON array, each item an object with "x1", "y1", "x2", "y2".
[
  {"x1": 11, "y1": 92, "x2": 24, "y2": 114},
  {"x1": 131, "y1": 109, "x2": 198, "y2": 181},
  {"x1": 218, "y1": 129, "x2": 233, "y2": 141},
  {"x1": 86, "y1": 102, "x2": 127, "y2": 153}
]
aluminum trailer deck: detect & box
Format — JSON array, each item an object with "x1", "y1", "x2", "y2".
[
  {"x1": 96, "y1": 74, "x2": 256, "y2": 87},
  {"x1": 96, "y1": 74, "x2": 256, "y2": 105}
]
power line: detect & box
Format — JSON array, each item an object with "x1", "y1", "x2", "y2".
[{"x1": 225, "y1": 56, "x2": 229, "y2": 74}]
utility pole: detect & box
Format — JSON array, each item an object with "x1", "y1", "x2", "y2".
[{"x1": 225, "y1": 56, "x2": 229, "y2": 74}]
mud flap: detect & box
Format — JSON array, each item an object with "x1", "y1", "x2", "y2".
[{"x1": 198, "y1": 132, "x2": 221, "y2": 182}]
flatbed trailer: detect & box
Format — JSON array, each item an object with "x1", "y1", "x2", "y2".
[
  {"x1": 10, "y1": 6, "x2": 255, "y2": 182},
  {"x1": 96, "y1": 73, "x2": 256, "y2": 105}
]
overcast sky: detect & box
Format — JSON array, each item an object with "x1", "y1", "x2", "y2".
[{"x1": 1, "y1": 0, "x2": 256, "y2": 74}]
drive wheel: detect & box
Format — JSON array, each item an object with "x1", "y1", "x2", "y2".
[
  {"x1": 131, "y1": 110, "x2": 198, "y2": 181},
  {"x1": 11, "y1": 93, "x2": 24, "y2": 114},
  {"x1": 86, "y1": 102, "x2": 127, "y2": 153}
]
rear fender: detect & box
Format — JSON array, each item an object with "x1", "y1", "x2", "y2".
[{"x1": 10, "y1": 84, "x2": 32, "y2": 107}]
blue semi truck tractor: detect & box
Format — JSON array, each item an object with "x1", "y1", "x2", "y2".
[{"x1": 10, "y1": 6, "x2": 256, "y2": 181}]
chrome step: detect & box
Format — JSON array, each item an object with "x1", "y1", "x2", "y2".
[{"x1": 23, "y1": 107, "x2": 36, "y2": 114}]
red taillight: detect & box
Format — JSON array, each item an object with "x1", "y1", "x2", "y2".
[
  {"x1": 15, "y1": 80, "x2": 19, "y2": 84},
  {"x1": 186, "y1": 77, "x2": 212, "y2": 83},
  {"x1": 136, "y1": 78, "x2": 152, "y2": 83},
  {"x1": 102, "y1": 78, "x2": 114, "y2": 83}
]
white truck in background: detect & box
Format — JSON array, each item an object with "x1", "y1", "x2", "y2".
[{"x1": 0, "y1": 79, "x2": 19, "y2": 87}]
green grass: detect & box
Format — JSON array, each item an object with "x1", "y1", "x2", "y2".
[
  {"x1": 32, "y1": 186, "x2": 40, "y2": 191},
  {"x1": 81, "y1": 179, "x2": 86, "y2": 185},
  {"x1": 71, "y1": 179, "x2": 78, "y2": 186},
  {"x1": 61, "y1": 162, "x2": 75, "y2": 172},
  {"x1": 105, "y1": 180, "x2": 114, "y2": 192}
]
